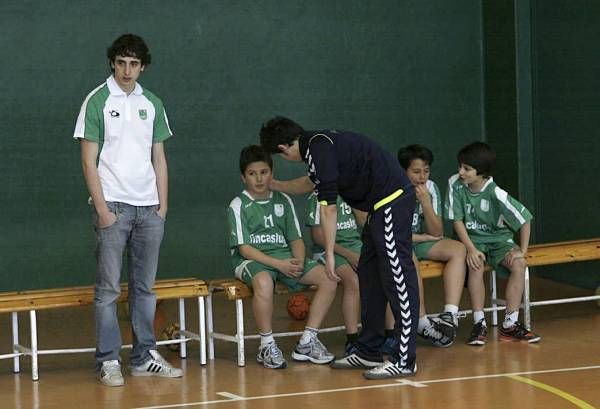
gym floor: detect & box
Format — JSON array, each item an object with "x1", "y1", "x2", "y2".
[{"x1": 1, "y1": 276, "x2": 599, "y2": 409}]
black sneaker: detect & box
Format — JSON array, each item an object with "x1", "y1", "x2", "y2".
[
  {"x1": 418, "y1": 317, "x2": 454, "y2": 347},
  {"x1": 437, "y1": 312, "x2": 458, "y2": 339},
  {"x1": 467, "y1": 320, "x2": 487, "y2": 346},
  {"x1": 499, "y1": 322, "x2": 541, "y2": 343}
]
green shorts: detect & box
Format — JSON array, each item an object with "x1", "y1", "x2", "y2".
[
  {"x1": 313, "y1": 242, "x2": 362, "y2": 270},
  {"x1": 413, "y1": 240, "x2": 438, "y2": 260},
  {"x1": 473, "y1": 239, "x2": 518, "y2": 269},
  {"x1": 234, "y1": 258, "x2": 320, "y2": 293}
]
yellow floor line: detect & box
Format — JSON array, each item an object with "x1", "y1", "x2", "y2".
[{"x1": 507, "y1": 374, "x2": 595, "y2": 409}]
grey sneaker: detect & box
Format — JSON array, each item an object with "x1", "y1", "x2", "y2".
[
  {"x1": 291, "y1": 336, "x2": 334, "y2": 364},
  {"x1": 331, "y1": 344, "x2": 382, "y2": 369},
  {"x1": 418, "y1": 317, "x2": 454, "y2": 347},
  {"x1": 257, "y1": 342, "x2": 287, "y2": 369},
  {"x1": 98, "y1": 360, "x2": 124, "y2": 387},
  {"x1": 363, "y1": 361, "x2": 417, "y2": 380},
  {"x1": 130, "y1": 350, "x2": 183, "y2": 378}
]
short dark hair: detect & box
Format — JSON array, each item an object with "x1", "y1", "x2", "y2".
[
  {"x1": 397, "y1": 144, "x2": 434, "y2": 170},
  {"x1": 259, "y1": 116, "x2": 305, "y2": 154},
  {"x1": 107, "y1": 34, "x2": 151, "y2": 71},
  {"x1": 457, "y1": 142, "x2": 496, "y2": 177},
  {"x1": 239, "y1": 145, "x2": 273, "y2": 174}
]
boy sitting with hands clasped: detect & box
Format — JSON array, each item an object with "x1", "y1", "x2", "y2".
[{"x1": 445, "y1": 142, "x2": 540, "y2": 345}]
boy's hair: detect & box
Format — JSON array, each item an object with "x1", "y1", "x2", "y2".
[
  {"x1": 259, "y1": 116, "x2": 305, "y2": 154},
  {"x1": 457, "y1": 142, "x2": 496, "y2": 177},
  {"x1": 107, "y1": 34, "x2": 152, "y2": 71},
  {"x1": 397, "y1": 144, "x2": 434, "y2": 170},
  {"x1": 239, "y1": 145, "x2": 273, "y2": 174}
]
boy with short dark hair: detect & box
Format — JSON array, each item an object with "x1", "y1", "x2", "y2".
[
  {"x1": 227, "y1": 145, "x2": 337, "y2": 369},
  {"x1": 445, "y1": 142, "x2": 540, "y2": 345},
  {"x1": 382, "y1": 145, "x2": 467, "y2": 349},
  {"x1": 74, "y1": 33, "x2": 180, "y2": 386}
]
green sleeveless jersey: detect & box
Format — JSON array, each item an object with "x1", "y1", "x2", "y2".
[
  {"x1": 412, "y1": 180, "x2": 442, "y2": 234},
  {"x1": 444, "y1": 174, "x2": 533, "y2": 244},
  {"x1": 227, "y1": 190, "x2": 302, "y2": 268},
  {"x1": 305, "y1": 193, "x2": 361, "y2": 253}
]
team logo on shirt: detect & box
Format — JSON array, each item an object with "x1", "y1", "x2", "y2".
[
  {"x1": 480, "y1": 199, "x2": 490, "y2": 212},
  {"x1": 274, "y1": 204, "x2": 284, "y2": 217},
  {"x1": 138, "y1": 109, "x2": 147, "y2": 120}
]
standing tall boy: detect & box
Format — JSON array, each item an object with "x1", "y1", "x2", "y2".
[
  {"x1": 73, "y1": 34, "x2": 182, "y2": 386},
  {"x1": 261, "y1": 117, "x2": 419, "y2": 380}
]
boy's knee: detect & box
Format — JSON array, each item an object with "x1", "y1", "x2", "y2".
[
  {"x1": 510, "y1": 259, "x2": 527, "y2": 275},
  {"x1": 252, "y1": 273, "x2": 274, "y2": 296}
]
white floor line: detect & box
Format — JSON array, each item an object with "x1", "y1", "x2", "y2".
[
  {"x1": 216, "y1": 392, "x2": 243, "y2": 400},
  {"x1": 133, "y1": 364, "x2": 600, "y2": 409}
]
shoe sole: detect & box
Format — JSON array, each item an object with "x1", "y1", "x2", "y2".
[
  {"x1": 467, "y1": 340, "x2": 487, "y2": 346},
  {"x1": 99, "y1": 379, "x2": 124, "y2": 387},
  {"x1": 291, "y1": 351, "x2": 334, "y2": 364},
  {"x1": 330, "y1": 358, "x2": 381, "y2": 369},
  {"x1": 130, "y1": 371, "x2": 183, "y2": 378},
  {"x1": 499, "y1": 335, "x2": 541, "y2": 343},
  {"x1": 363, "y1": 370, "x2": 416, "y2": 380},
  {"x1": 257, "y1": 359, "x2": 288, "y2": 369}
]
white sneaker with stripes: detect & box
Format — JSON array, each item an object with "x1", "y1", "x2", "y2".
[
  {"x1": 130, "y1": 350, "x2": 183, "y2": 378},
  {"x1": 330, "y1": 352, "x2": 382, "y2": 369},
  {"x1": 98, "y1": 360, "x2": 124, "y2": 387},
  {"x1": 363, "y1": 361, "x2": 417, "y2": 380}
]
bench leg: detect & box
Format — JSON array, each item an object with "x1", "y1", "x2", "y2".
[
  {"x1": 30, "y1": 310, "x2": 39, "y2": 381},
  {"x1": 490, "y1": 269, "x2": 498, "y2": 327},
  {"x1": 178, "y1": 298, "x2": 187, "y2": 359},
  {"x1": 206, "y1": 293, "x2": 214, "y2": 361},
  {"x1": 12, "y1": 312, "x2": 20, "y2": 373},
  {"x1": 235, "y1": 299, "x2": 245, "y2": 367},
  {"x1": 198, "y1": 296, "x2": 206, "y2": 365},
  {"x1": 524, "y1": 267, "x2": 531, "y2": 330}
]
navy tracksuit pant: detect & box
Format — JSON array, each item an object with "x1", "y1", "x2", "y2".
[{"x1": 355, "y1": 190, "x2": 419, "y2": 367}]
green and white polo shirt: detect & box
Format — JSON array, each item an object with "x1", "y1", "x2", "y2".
[
  {"x1": 305, "y1": 193, "x2": 361, "y2": 253},
  {"x1": 444, "y1": 174, "x2": 533, "y2": 244},
  {"x1": 227, "y1": 190, "x2": 303, "y2": 270},
  {"x1": 73, "y1": 76, "x2": 172, "y2": 206},
  {"x1": 412, "y1": 179, "x2": 442, "y2": 234}
]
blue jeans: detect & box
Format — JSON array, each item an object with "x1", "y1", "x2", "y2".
[{"x1": 93, "y1": 202, "x2": 165, "y2": 367}]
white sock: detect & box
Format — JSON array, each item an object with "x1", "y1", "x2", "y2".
[
  {"x1": 473, "y1": 310, "x2": 486, "y2": 326},
  {"x1": 503, "y1": 310, "x2": 519, "y2": 329},
  {"x1": 417, "y1": 315, "x2": 432, "y2": 333},
  {"x1": 444, "y1": 304, "x2": 459, "y2": 326},
  {"x1": 259, "y1": 331, "x2": 274, "y2": 347},
  {"x1": 299, "y1": 327, "x2": 318, "y2": 345}
]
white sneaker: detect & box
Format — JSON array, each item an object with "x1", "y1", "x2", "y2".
[
  {"x1": 130, "y1": 350, "x2": 183, "y2": 378},
  {"x1": 363, "y1": 360, "x2": 417, "y2": 380},
  {"x1": 98, "y1": 360, "x2": 124, "y2": 387}
]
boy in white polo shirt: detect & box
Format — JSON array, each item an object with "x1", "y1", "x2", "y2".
[{"x1": 73, "y1": 34, "x2": 182, "y2": 386}]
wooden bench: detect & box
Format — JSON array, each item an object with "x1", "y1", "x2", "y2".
[
  {"x1": 207, "y1": 238, "x2": 600, "y2": 366},
  {"x1": 0, "y1": 278, "x2": 208, "y2": 380}
]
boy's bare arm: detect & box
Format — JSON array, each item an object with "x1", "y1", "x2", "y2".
[
  {"x1": 453, "y1": 220, "x2": 485, "y2": 270},
  {"x1": 412, "y1": 233, "x2": 442, "y2": 243},
  {"x1": 352, "y1": 208, "x2": 367, "y2": 227},
  {"x1": 270, "y1": 176, "x2": 314, "y2": 195},
  {"x1": 152, "y1": 142, "x2": 168, "y2": 219},
  {"x1": 519, "y1": 221, "x2": 531, "y2": 255},
  {"x1": 415, "y1": 184, "x2": 443, "y2": 236},
  {"x1": 80, "y1": 139, "x2": 115, "y2": 228},
  {"x1": 238, "y1": 244, "x2": 302, "y2": 278},
  {"x1": 311, "y1": 226, "x2": 360, "y2": 270}
]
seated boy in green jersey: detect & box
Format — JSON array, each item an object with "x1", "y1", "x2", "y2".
[
  {"x1": 306, "y1": 193, "x2": 361, "y2": 351},
  {"x1": 445, "y1": 142, "x2": 541, "y2": 345},
  {"x1": 227, "y1": 145, "x2": 338, "y2": 369},
  {"x1": 383, "y1": 145, "x2": 467, "y2": 349}
]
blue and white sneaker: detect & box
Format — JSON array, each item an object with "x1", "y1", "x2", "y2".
[
  {"x1": 331, "y1": 344, "x2": 382, "y2": 369},
  {"x1": 257, "y1": 342, "x2": 287, "y2": 369},
  {"x1": 292, "y1": 336, "x2": 335, "y2": 364}
]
